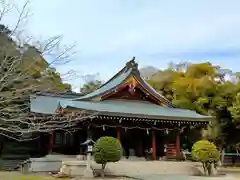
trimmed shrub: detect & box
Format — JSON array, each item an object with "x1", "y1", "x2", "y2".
[
  {"x1": 93, "y1": 136, "x2": 122, "y2": 177},
  {"x1": 191, "y1": 140, "x2": 220, "y2": 176}
]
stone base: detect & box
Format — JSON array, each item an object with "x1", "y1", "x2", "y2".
[
  {"x1": 83, "y1": 167, "x2": 94, "y2": 178},
  {"x1": 59, "y1": 160, "x2": 88, "y2": 176},
  {"x1": 22, "y1": 154, "x2": 78, "y2": 173},
  {"x1": 76, "y1": 155, "x2": 86, "y2": 160}
]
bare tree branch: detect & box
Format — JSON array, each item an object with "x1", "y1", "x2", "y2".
[
  {"x1": 0, "y1": 1, "x2": 12, "y2": 21},
  {"x1": 0, "y1": 0, "x2": 91, "y2": 141}
]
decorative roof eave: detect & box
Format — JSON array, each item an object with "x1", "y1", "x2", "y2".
[
  {"x1": 64, "y1": 106, "x2": 212, "y2": 122},
  {"x1": 137, "y1": 78, "x2": 176, "y2": 108},
  {"x1": 96, "y1": 115, "x2": 210, "y2": 125},
  {"x1": 78, "y1": 73, "x2": 176, "y2": 108},
  {"x1": 99, "y1": 75, "x2": 168, "y2": 107},
  {"x1": 96, "y1": 58, "x2": 133, "y2": 89},
  {"x1": 97, "y1": 70, "x2": 175, "y2": 107},
  {"x1": 73, "y1": 57, "x2": 175, "y2": 108},
  {"x1": 123, "y1": 58, "x2": 175, "y2": 108},
  {"x1": 84, "y1": 58, "x2": 175, "y2": 107},
  {"x1": 130, "y1": 75, "x2": 175, "y2": 108},
  {"x1": 33, "y1": 91, "x2": 84, "y2": 100},
  {"x1": 74, "y1": 67, "x2": 133, "y2": 101}
]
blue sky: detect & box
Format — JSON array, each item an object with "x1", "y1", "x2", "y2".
[{"x1": 3, "y1": 0, "x2": 240, "y2": 91}]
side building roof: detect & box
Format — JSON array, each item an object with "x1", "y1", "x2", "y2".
[
  {"x1": 35, "y1": 91, "x2": 84, "y2": 98},
  {"x1": 30, "y1": 95, "x2": 212, "y2": 122}
]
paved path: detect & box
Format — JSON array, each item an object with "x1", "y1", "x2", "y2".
[
  {"x1": 103, "y1": 161, "x2": 238, "y2": 180},
  {"x1": 105, "y1": 161, "x2": 197, "y2": 176},
  {"x1": 133, "y1": 174, "x2": 236, "y2": 180}
]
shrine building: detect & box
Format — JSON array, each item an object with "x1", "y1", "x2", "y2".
[{"x1": 30, "y1": 58, "x2": 212, "y2": 160}]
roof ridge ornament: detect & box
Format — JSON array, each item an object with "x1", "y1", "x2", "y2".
[{"x1": 125, "y1": 56, "x2": 140, "y2": 75}]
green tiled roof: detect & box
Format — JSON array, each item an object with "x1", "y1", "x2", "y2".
[
  {"x1": 74, "y1": 68, "x2": 132, "y2": 100},
  {"x1": 30, "y1": 95, "x2": 70, "y2": 114},
  {"x1": 30, "y1": 95, "x2": 212, "y2": 121}
]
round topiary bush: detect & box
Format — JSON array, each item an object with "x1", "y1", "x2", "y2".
[
  {"x1": 93, "y1": 136, "x2": 122, "y2": 177},
  {"x1": 191, "y1": 140, "x2": 220, "y2": 176}
]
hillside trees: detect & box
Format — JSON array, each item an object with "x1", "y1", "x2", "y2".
[
  {"x1": 148, "y1": 62, "x2": 240, "y2": 148},
  {"x1": 80, "y1": 74, "x2": 103, "y2": 94},
  {"x1": 80, "y1": 80, "x2": 103, "y2": 94}
]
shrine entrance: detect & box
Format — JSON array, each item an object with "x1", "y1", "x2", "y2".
[{"x1": 118, "y1": 128, "x2": 166, "y2": 159}]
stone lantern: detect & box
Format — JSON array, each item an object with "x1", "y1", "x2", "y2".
[
  {"x1": 81, "y1": 137, "x2": 95, "y2": 155},
  {"x1": 80, "y1": 137, "x2": 95, "y2": 177}
]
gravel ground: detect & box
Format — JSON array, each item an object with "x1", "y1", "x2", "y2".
[
  {"x1": 0, "y1": 171, "x2": 239, "y2": 180},
  {"x1": 0, "y1": 171, "x2": 133, "y2": 180},
  {"x1": 0, "y1": 162, "x2": 240, "y2": 180}
]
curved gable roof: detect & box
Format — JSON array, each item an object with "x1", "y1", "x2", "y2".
[{"x1": 75, "y1": 57, "x2": 176, "y2": 107}]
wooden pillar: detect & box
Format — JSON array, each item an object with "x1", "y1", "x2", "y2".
[
  {"x1": 49, "y1": 132, "x2": 54, "y2": 153},
  {"x1": 176, "y1": 134, "x2": 180, "y2": 156},
  {"x1": 117, "y1": 127, "x2": 121, "y2": 140},
  {"x1": 139, "y1": 139, "x2": 143, "y2": 156},
  {"x1": 152, "y1": 130, "x2": 156, "y2": 160}
]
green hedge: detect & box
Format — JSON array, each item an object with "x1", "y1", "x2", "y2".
[{"x1": 93, "y1": 136, "x2": 122, "y2": 164}]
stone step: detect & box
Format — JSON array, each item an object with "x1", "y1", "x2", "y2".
[{"x1": 0, "y1": 159, "x2": 25, "y2": 171}]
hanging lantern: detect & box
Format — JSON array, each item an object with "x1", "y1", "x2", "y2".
[
  {"x1": 119, "y1": 119, "x2": 122, "y2": 123},
  {"x1": 146, "y1": 128, "x2": 149, "y2": 135},
  {"x1": 165, "y1": 128, "x2": 169, "y2": 135},
  {"x1": 124, "y1": 127, "x2": 127, "y2": 132},
  {"x1": 103, "y1": 125, "x2": 105, "y2": 131},
  {"x1": 154, "y1": 121, "x2": 156, "y2": 125}
]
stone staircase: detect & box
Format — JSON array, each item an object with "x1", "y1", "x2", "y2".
[
  {"x1": 166, "y1": 143, "x2": 177, "y2": 157},
  {"x1": 0, "y1": 154, "x2": 30, "y2": 171},
  {"x1": 0, "y1": 159, "x2": 25, "y2": 171},
  {"x1": 0, "y1": 139, "x2": 41, "y2": 171}
]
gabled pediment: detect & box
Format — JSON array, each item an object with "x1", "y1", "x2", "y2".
[{"x1": 74, "y1": 57, "x2": 176, "y2": 108}]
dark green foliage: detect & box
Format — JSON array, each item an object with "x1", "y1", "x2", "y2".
[
  {"x1": 80, "y1": 79, "x2": 103, "y2": 94},
  {"x1": 93, "y1": 136, "x2": 122, "y2": 164}
]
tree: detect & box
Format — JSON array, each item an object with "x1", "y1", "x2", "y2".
[
  {"x1": 229, "y1": 92, "x2": 240, "y2": 126},
  {"x1": 191, "y1": 140, "x2": 220, "y2": 176},
  {"x1": 0, "y1": 1, "x2": 90, "y2": 141},
  {"x1": 93, "y1": 136, "x2": 122, "y2": 177},
  {"x1": 80, "y1": 80, "x2": 103, "y2": 94}
]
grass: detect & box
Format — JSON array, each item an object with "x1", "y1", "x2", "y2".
[{"x1": 0, "y1": 172, "x2": 67, "y2": 180}]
